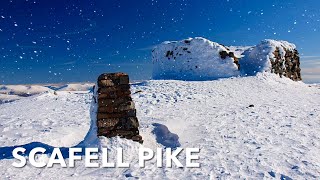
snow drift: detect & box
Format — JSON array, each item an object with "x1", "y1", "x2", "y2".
[{"x1": 152, "y1": 37, "x2": 302, "y2": 81}]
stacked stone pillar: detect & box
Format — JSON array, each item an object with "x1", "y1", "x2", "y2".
[{"x1": 97, "y1": 72, "x2": 143, "y2": 143}]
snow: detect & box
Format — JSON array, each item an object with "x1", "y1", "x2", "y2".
[
  {"x1": 0, "y1": 73, "x2": 319, "y2": 179},
  {"x1": 152, "y1": 37, "x2": 240, "y2": 80},
  {"x1": 56, "y1": 83, "x2": 94, "y2": 91},
  {"x1": 0, "y1": 85, "x2": 52, "y2": 104},
  {"x1": 0, "y1": 83, "x2": 94, "y2": 104},
  {"x1": 227, "y1": 45, "x2": 252, "y2": 58},
  {"x1": 0, "y1": 85, "x2": 51, "y2": 97},
  {"x1": 0, "y1": 91, "x2": 91, "y2": 147},
  {"x1": 240, "y1": 39, "x2": 296, "y2": 76},
  {"x1": 152, "y1": 38, "x2": 299, "y2": 81},
  {"x1": 0, "y1": 94, "x2": 21, "y2": 104}
]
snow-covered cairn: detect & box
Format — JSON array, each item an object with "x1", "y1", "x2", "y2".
[
  {"x1": 94, "y1": 72, "x2": 143, "y2": 143},
  {"x1": 152, "y1": 37, "x2": 302, "y2": 81},
  {"x1": 152, "y1": 37, "x2": 240, "y2": 80},
  {"x1": 240, "y1": 39, "x2": 302, "y2": 81}
]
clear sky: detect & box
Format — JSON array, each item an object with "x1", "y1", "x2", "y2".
[{"x1": 0, "y1": 0, "x2": 319, "y2": 84}]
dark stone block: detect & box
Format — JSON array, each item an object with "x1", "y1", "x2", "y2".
[
  {"x1": 97, "y1": 109, "x2": 136, "y2": 119},
  {"x1": 96, "y1": 73, "x2": 143, "y2": 143}
]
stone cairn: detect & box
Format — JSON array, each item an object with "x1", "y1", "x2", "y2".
[
  {"x1": 271, "y1": 47, "x2": 302, "y2": 81},
  {"x1": 96, "y1": 72, "x2": 143, "y2": 143}
]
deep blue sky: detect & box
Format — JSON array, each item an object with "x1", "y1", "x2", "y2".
[{"x1": 0, "y1": 0, "x2": 319, "y2": 84}]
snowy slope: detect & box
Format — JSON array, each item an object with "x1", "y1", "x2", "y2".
[{"x1": 0, "y1": 73, "x2": 319, "y2": 179}]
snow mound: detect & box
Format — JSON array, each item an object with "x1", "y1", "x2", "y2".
[
  {"x1": 240, "y1": 39, "x2": 296, "y2": 76},
  {"x1": 152, "y1": 37, "x2": 240, "y2": 80}
]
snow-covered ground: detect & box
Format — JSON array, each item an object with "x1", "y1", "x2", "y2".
[
  {"x1": 0, "y1": 85, "x2": 52, "y2": 104},
  {"x1": 0, "y1": 73, "x2": 319, "y2": 179}
]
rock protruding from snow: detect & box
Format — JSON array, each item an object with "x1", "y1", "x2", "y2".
[
  {"x1": 95, "y1": 72, "x2": 143, "y2": 143},
  {"x1": 152, "y1": 37, "x2": 240, "y2": 80},
  {"x1": 152, "y1": 38, "x2": 302, "y2": 81},
  {"x1": 240, "y1": 39, "x2": 302, "y2": 81}
]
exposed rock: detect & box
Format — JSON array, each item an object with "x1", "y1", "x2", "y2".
[
  {"x1": 219, "y1": 50, "x2": 240, "y2": 70},
  {"x1": 219, "y1": 51, "x2": 229, "y2": 59},
  {"x1": 271, "y1": 47, "x2": 301, "y2": 81},
  {"x1": 240, "y1": 39, "x2": 302, "y2": 81},
  {"x1": 132, "y1": 135, "x2": 143, "y2": 143}
]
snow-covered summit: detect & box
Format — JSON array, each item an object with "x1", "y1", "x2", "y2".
[
  {"x1": 152, "y1": 37, "x2": 240, "y2": 80},
  {"x1": 152, "y1": 37, "x2": 301, "y2": 81}
]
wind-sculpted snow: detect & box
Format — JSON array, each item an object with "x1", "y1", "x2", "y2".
[
  {"x1": 0, "y1": 73, "x2": 319, "y2": 179},
  {"x1": 152, "y1": 37, "x2": 240, "y2": 80}
]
